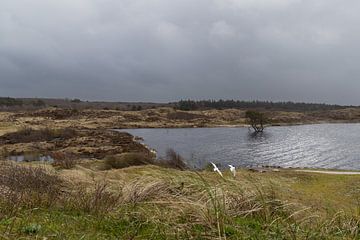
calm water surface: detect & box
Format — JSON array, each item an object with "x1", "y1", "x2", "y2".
[{"x1": 122, "y1": 124, "x2": 360, "y2": 170}]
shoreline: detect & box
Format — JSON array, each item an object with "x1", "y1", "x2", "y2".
[
  {"x1": 116, "y1": 121, "x2": 360, "y2": 129},
  {"x1": 4, "y1": 107, "x2": 360, "y2": 132},
  {"x1": 296, "y1": 169, "x2": 360, "y2": 175}
]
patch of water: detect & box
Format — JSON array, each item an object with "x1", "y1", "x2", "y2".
[
  {"x1": 120, "y1": 124, "x2": 360, "y2": 170},
  {"x1": 7, "y1": 154, "x2": 54, "y2": 162}
]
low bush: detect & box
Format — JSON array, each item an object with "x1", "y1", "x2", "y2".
[
  {"x1": 121, "y1": 178, "x2": 171, "y2": 204},
  {"x1": 63, "y1": 181, "x2": 121, "y2": 214},
  {"x1": 105, "y1": 152, "x2": 154, "y2": 169},
  {"x1": 51, "y1": 152, "x2": 77, "y2": 169},
  {"x1": 0, "y1": 162, "x2": 62, "y2": 209},
  {"x1": 0, "y1": 127, "x2": 77, "y2": 144},
  {"x1": 105, "y1": 149, "x2": 188, "y2": 170},
  {"x1": 167, "y1": 111, "x2": 206, "y2": 120},
  {"x1": 157, "y1": 148, "x2": 188, "y2": 170}
]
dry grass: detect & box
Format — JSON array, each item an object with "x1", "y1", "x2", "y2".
[
  {"x1": 62, "y1": 181, "x2": 121, "y2": 214},
  {"x1": 51, "y1": 152, "x2": 77, "y2": 169},
  {"x1": 0, "y1": 162, "x2": 62, "y2": 214},
  {"x1": 156, "y1": 148, "x2": 188, "y2": 170},
  {"x1": 104, "y1": 152, "x2": 154, "y2": 169},
  {"x1": 121, "y1": 178, "x2": 172, "y2": 204},
  {"x1": 1, "y1": 161, "x2": 360, "y2": 239},
  {"x1": 3, "y1": 107, "x2": 360, "y2": 133}
]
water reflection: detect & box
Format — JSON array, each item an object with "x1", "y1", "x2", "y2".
[{"x1": 246, "y1": 131, "x2": 271, "y2": 142}]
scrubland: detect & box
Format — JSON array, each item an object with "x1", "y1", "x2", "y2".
[
  {"x1": 1, "y1": 108, "x2": 360, "y2": 239},
  {"x1": 2, "y1": 107, "x2": 360, "y2": 131},
  {"x1": 1, "y1": 159, "x2": 360, "y2": 239}
]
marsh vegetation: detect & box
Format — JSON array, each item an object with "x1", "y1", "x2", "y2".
[
  {"x1": 1, "y1": 106, "x2": 360, "y2": 239},
  {"x1": 1, "y1": 159, "x2": 360, "y2": 239}
]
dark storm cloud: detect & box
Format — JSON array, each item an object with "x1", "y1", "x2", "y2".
[{"x1": 1, "y1": 0, "x2": 360, "y2": 104}]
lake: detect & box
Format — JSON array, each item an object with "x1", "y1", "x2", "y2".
[{"x1": 121, "y1": 124, "x2": 360, "y2": 170}]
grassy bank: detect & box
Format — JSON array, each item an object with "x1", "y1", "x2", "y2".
[{"x1": 1, "y1": 160, "x2": 360, "y2": 239}]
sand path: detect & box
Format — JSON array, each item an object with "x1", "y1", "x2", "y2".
[{"x1": 296, "y1": 170, "x2": 360, "y2": 175}]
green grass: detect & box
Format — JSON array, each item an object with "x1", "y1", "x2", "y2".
[{"x1": 1, "y1": 206, "x2": 357, "y2": 239}]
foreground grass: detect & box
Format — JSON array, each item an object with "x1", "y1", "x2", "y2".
[{"x1": 1, "y1": 161, "x2": 360, "y2": 239}]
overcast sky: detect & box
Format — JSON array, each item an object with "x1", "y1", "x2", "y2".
[{"x1": 1, "y1": 0, "x2": 359, "y2": 104}]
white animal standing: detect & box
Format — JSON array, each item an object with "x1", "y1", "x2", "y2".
[
  {"x1": 211, "y1": 162, "x2": 223, "y2": 177},
  {"x1": 228, "y1": 165, "x2": 236, "y2": 177}
]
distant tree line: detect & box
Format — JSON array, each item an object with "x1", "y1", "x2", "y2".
[
  {"x1": 175, "y1": 99, "x2": 351, "y2": 112},
  {"x1": 0, "y1": 97, "x2": 23, "y2": 107},
  {"x1": 0, "y1": 97, "x2": 45, "y2": 108}
]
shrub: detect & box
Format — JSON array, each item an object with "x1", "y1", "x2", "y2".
[
  {"x1": 56, "y1": 128, "x2": 77, "y2": 139},
  {"x1": 51, "y1": 152, "x2": 77, "y2": 169},
  {"x1": 0, "y1": 127, "x2": 77, "y2": 144},
  {"x1": 105, "y1": 152, "x2": 154, "y2": 169},
  {"x1": 0, "y1": 162, "x2": 62, "y2": 208},
  {"x1": 121, "y1": 179, "x2": 171, "y2": 204},
  {"x1": 1, "y1": 147, "x2": 9, "y2": 158},
  {"x1": 15, "y1": 127, "x2": 53, "y2": 143},
  {"x1": 63, "y1": 181, "x2": 121, "y2": 214},
  {"x1": 0, "y1": 97, "x2": 23, "y2": 107},
  {"x1": 157, "y1": 148, "x2": 188, "y2": 170},
  {"x1": 31, "y1": 99, "x2": 46, "y2": 107},
  {"x1": 167, "y1": 112, "x2": 205, "y2": 120}
]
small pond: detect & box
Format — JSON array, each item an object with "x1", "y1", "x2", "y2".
[
  {"x1": 7, "y1": 154, "x2": 54, "y2": 162},
  {"x1": 120, "y1": 124, "x2": 360, "y2": 170}
]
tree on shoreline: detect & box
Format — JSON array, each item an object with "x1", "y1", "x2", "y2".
[{"x1": 245, "y1": 110, "x2": 268, "y2": 133}]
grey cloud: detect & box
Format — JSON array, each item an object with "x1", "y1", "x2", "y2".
[{"x1": 0, "y1": 0, "x2": 360, "y2": 104}]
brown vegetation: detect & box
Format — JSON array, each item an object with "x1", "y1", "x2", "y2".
[
  {"x1": 0, "y1": 102, "x2": 359, "y2": 238},
  {"x1": 167, "y1": 111, "x2": 209, "y2": 120},
  {"x1": 0, "y1": 127, "x2": 149, "y2": 159},
  {"x1": 104, "y1": 152, "x2": 154, "y2": 169},
  {"x1": 157, "y1": 148, "x2": 188, "y2": 170},
  {"x1": 3, "y1": 107, "x2": 360, "y2": 131},
  {"x1": 0, "y1": 127, "x2": 76, "y2": 144},
  {"x1": 1, "y1": 160, "x2": 359, "y2": 239},
  {"x1": 0, "y1": 162, "x2": 62, "y2": 209},
  {"x1": 51, "y1": 152, "x2": 77, "y2": 169},
  {"x1": 63, "y1": 181, "x2": 121, "y2": 214}
]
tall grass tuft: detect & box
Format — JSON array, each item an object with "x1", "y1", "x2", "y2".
[
  {"x1": 156, "y1": 148, "x2": 188, "y2": 170},
  {"x1": 105, "y1": 152, "x2": 154, "y2": 169},
  {"x1": 121, "y1": 178, "x2": 171, "y2": 204},
  {"x1": 63, "y1": 181, "x2": 121, "y2": 215},
  {"x1": 51, "y1": 152, "x2": 77, "y2": 169}
]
